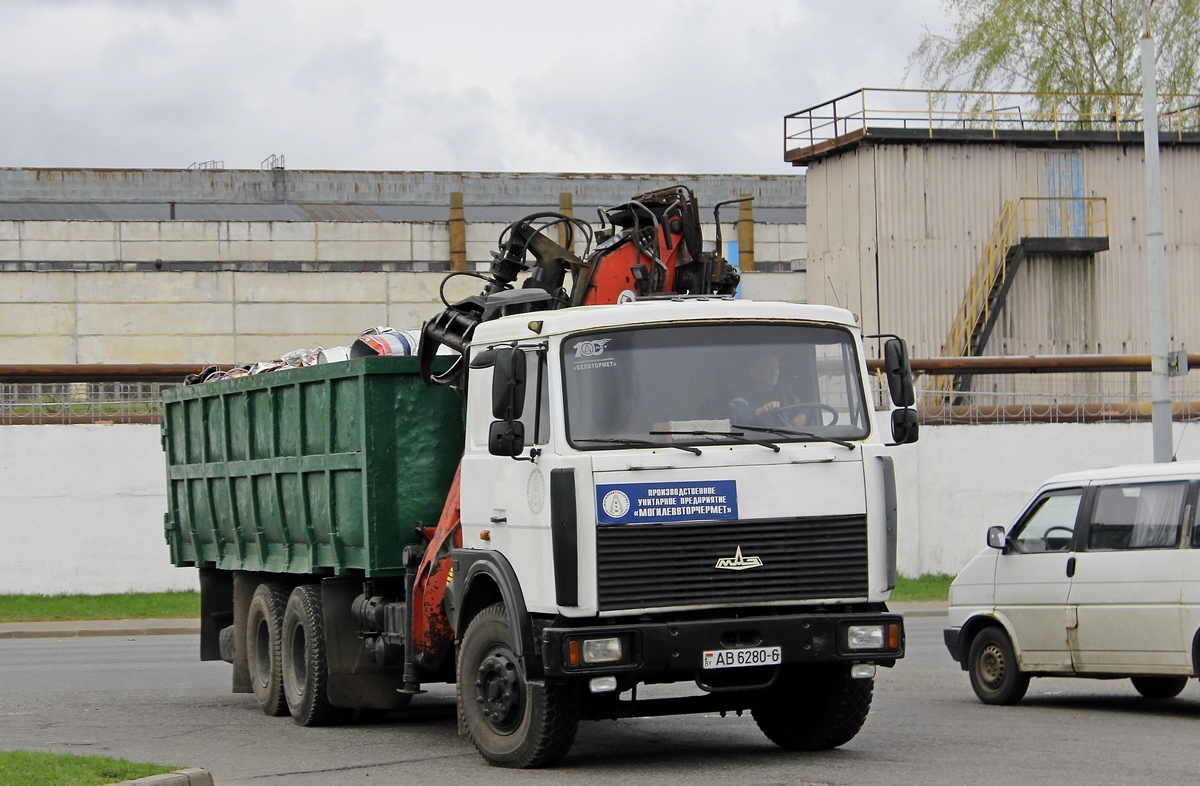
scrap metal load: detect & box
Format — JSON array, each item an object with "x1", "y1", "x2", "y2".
[{"x1": 418, "y1": 185, "x2": 745, "y2": 386}]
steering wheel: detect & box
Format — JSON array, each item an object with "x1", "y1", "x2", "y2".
[
  {"x1": 1043, "y1": 525, "x2": 1074, "y2": 539},
  {"x1": 773, "y1": 402, "x2": 839, "y2": 428}
]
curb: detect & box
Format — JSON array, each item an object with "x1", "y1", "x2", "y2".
[
  {"x1": 110, "y1": 768, "x2": 214, "y2": 786},
  {"x1": 0, "y1": 619, "x2": 201, "y2": 639},
  {"x1": 890, "y1": 602, "x2": 948, "y2": 618}
]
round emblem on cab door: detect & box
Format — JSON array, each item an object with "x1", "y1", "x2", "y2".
[
  {"x1": 601, "y1": 489, "x2": 630, "y2": 519},
  {"x1": 527, "y1": 469, "x2": 545, "y2": 513}
]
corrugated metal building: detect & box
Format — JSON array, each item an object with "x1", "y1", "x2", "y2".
[
  {"x1": 787, "y1": 89, "x2": 1200, "y2": 403},
  {"x1": 786, "y1": 88, "x2": 1199, "y2": 399}
]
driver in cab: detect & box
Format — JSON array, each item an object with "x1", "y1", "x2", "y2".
[{"x1": 730, "y1": 348, "x2": 808, "y2": 428}]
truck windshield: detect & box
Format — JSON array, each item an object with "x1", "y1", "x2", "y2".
[{"x1": 561, "y1": 322, "x2": 870, "y2": 449}]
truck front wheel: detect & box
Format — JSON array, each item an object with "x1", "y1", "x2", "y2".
[
  {"x1": 752, "y1": 663, "x2": 873, "y2": 751},
  {"x1": 281, "y1": 584, "x2": 346, "y2": 726},
  {"x1": 457, "y1": 603, "x2": 579, "y2": 768},
  {"x1": 246, "y1": 582, "x2": 290, "y2": 717}
]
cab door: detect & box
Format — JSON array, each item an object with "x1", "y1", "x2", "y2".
[
  {"x1": 1068, "y1": 480, "x2": 1190, "y2": 672},
  {"x1": 993, "y1": 488, "x2": 1084, "y2": 672}
]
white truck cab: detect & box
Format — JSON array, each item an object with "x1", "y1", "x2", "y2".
[
  {"x1": 945, "y1": 461, "x2": 1200, "y2": 704},
  {"x1": 447, "y1": 297, "x2": 916, "y2": 759}
]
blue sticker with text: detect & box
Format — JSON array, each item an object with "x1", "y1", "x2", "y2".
[{"x1": 596, "y1": 481, "x2": 738, "y2": 525}]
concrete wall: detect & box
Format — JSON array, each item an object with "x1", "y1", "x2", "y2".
[
  {"x1": 0, "y1": 219, "x2": 806, "y2": 273},
  {"x1": 0, "y1": 269, "x2": 807, "y2": 364},
  {"x1": 4, "y1": 420, "x2": 1200, "y2": 595},
  {"x1": 0, "y1": 169, "x2": 807, "y2": 211}
]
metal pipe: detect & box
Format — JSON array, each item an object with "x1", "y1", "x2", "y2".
[
  {"x1": 864, "y1": 353, "x2": 1200, "y2": 374},
  {"x1": 0, "y1": 364, "x2": 208, "y2": 383}
]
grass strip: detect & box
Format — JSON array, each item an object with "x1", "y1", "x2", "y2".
[
  {"x1": 0, "y1": 576, "x2": 952, "y2": 623},
  {"x1": 0, "y1": 750, "x2": 177, "y2": 786},
  {"x1": 891, "y1": 573, "x2": 955, "y2": 602},
  {"x1": 0, "y1": 591, "x2": 199, "y2": 623}
]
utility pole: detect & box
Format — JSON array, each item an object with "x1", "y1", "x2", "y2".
[{"x1": 1141, "y1": 1, "x2": 1172, "y2": 462}]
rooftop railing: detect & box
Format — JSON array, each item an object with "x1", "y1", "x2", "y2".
[{"x1": 785, "y1": 88, "x2": 1200, "y2": 163}]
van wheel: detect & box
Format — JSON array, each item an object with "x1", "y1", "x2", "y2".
[
  {"x1": 245, "y1": 582, "x2": 290, "y2": 716},
  {"x1": 752, "y1": 663, "x2": 873, "y2": 750},
  {"x1": 968, "y1": 627, "x2": 1029, "y2": 705},
  {"x1": 457, "y1": 603, "x2": 579, "y2": 768},
  {"x1": 1131, "y1": 676, "x2": 1188, "y2": 699},
  {"x1": 281, "y1": 585, "x2": 346, "y2": 726}
]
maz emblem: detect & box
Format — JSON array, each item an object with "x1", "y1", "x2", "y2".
[{"x1": 714, "y1": 546, "x2": 763, "y2": 571}]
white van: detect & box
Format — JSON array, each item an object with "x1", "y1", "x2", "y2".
[{"x1": 945, "y1": 461, "x2": 1200, "y2": 704}]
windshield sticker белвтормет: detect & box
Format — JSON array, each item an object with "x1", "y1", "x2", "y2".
[{"x1": 571, "y1": 339, "x2": 616, "y2": 371}]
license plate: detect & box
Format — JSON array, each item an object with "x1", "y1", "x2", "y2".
[{"x1": 702, "y1": 646, "x2": 782, "y2": 669}]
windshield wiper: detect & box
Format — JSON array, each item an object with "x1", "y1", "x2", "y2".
[
  {"x1": 649, "y1": 429, "x2": 780, "y2": 453},
  {"x1": 731, "y1": 423, "x2": 856, "y2": 451},
  {"x1": 574, "y1": 437, "x2": 702, "y2": 455}
]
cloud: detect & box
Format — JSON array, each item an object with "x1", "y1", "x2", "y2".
[{"x1": 0, "y1": 0, "x2": 949, "y2": 171}]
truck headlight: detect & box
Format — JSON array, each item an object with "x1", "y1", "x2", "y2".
[
  {"x1": 565, "y1": 636, "x2": 627, "y2": 667},
  {"x1": 846, "y1": 624, "x2": 885, "y2": 650},
  {"x1": 582, "y1": 637, "x2": 624, "y2": 664}
]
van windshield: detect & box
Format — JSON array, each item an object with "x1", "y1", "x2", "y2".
[{"x1": 560, "y1": 322, "x2": 870, "y2": 448}]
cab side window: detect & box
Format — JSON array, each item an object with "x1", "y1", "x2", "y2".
[
  {"x1": 521, "y1": 350, "x2": 550, "y2": 446},
  {"x1": 1087, "y1": 482, "x2": 1187, "y2": 551},
  {"x1": 1009, "y1": 490, "x2": 1082, "y2": 553}
]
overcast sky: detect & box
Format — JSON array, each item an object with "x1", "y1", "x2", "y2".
[{"x1": 0, "y1": 0, "x2": 950, "y2": 174}]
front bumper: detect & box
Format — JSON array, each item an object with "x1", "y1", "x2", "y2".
[
  {"x1": 944, "y1": 626, "x2": 963, "y2": 664},
  {"x1": 541, "y1": 611, "x2": 904, "y2": 678}
]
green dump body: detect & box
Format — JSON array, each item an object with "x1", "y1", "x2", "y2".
[{"x1": 162, "y1": 356, "x2": 465, "y2": 577}]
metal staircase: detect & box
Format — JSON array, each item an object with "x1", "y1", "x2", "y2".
[{"x1": 930, "y1": 197, "x2": 1109, "y2": 396}]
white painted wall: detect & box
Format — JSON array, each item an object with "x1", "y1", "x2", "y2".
[
  {"x1": 3, "y1": 421, "x2": 1200, "y2": 594},
  {"x1": 893, "y1": 422, "x2": 1200, "y2": 576},
  {"x1": 0, "y1": 424, "x2": 198, "y2": 595}
]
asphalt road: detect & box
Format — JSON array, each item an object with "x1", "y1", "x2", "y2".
[{"x1": 2, "y1": 617, "x2": 1199, "y2": 785}]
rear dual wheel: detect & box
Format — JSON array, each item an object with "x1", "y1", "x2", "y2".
[
  {"x1": 281, "y1": 584, "x2": 348, "y2": 726},
  {"x1": 245, "y1": 583, "x2": 290, "y2": 717}
]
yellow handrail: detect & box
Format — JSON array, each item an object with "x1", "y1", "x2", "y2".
[{"x1": 929, "y1": 197, "x2": 1108, "y2": 395}]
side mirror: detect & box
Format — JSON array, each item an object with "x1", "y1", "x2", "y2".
[
  {"x1": 491, "y1": 347, "x2": 526, "y2": 420},
  {"x1": 883, "y1": 338, "x2": 916, "y2": 407},
  {"x1": 987, "y1": 525, "x2": 1007, "y2": 550},
  {"x1": 890, "y1": 408, "x2": 919, "y2": 445},
  {"x1": 488, "y1": 421, "x2": 526, "y2": 457}
]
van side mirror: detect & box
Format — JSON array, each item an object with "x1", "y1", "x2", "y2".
[
  {"x1": 883, "y1": 338, "x2": 916, "y2": 407},
  {"x1": 987, "y1": 525, "x2": 1007, "y2": 550},
  {"x1": 890, "y1": 408, "x2": 919, "y2": 445},
  {"x1": 491, "y1": 347, "x2": 526, "y2": 420},
  {"x1": 489, "y1": 420, "x2": 526, "y2": 457}
]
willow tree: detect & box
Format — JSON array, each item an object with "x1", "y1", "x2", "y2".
[{"x1": 909, "y1": 0, "x2": 1200, "y2": 122}]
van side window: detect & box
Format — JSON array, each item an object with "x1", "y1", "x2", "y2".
[
  {"x1": 1193, "y1": 496, "x2": 1200, "y2": 549},
  {"x1": 1010, "y1": 490, "x2": 1082, "y2": 553},
  {"x1": 1086, "y1": 482, "x2": 1187, "y2": 551}
]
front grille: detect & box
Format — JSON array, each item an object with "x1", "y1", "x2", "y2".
[{"x1": 596, "y1": 515, "x2": 868, "y2": 612}]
